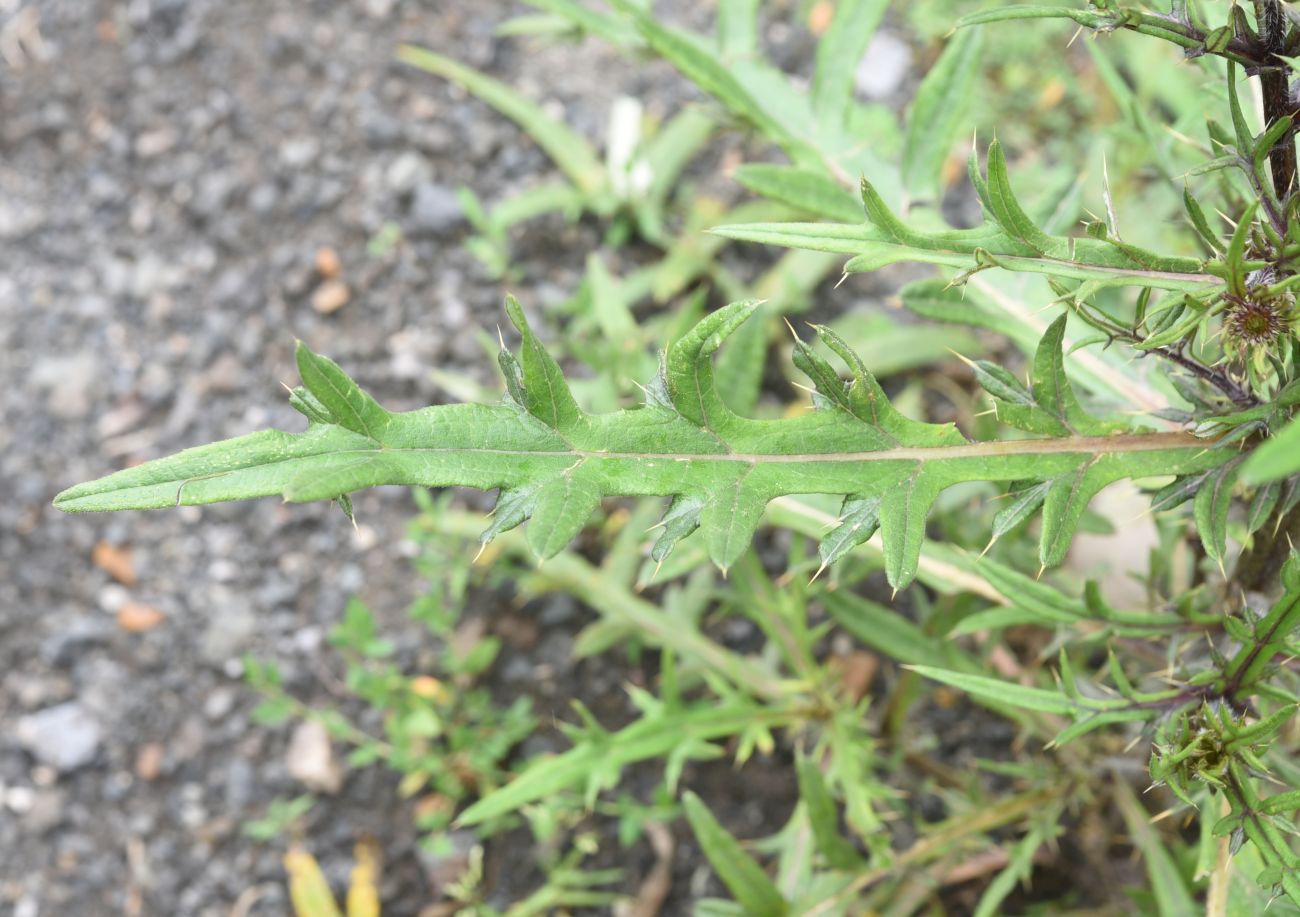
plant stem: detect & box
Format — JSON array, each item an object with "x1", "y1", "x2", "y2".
[{"x1": 1254, "y1": 0, "x2": 1297, "y2": 199}]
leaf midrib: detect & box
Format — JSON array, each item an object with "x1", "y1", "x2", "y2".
[{"x1": 387, "y1": 431, "x2": 1204, "y2": 462}]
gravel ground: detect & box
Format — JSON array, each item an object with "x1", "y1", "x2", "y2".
[
  {"x1": 0, "y1": 0, "x2": 946, "y2": 912},
  {"x1": 0, "y1": 1, "x2": 700, "y2": 913}
]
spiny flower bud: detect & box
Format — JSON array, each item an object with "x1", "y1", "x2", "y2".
[
  {"x1": 1224, "y1": 295, "x2": 1288, "y2": 346},
  {"x1": 1222, "y1": 288, "x2": 1292, "y2": 352}
]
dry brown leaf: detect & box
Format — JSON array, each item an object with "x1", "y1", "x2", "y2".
[{"x1": 616, "y1": 820, "x2": 674, "y2": 917}]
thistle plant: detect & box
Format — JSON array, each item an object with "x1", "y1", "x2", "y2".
[{"x1": 58, "y1": 0, "x2": 1300, "y2": 910}]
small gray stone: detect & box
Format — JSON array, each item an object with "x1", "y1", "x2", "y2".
[
  {"x1": 854, "y1": 31, "x2": 912, "y2": 101},
  {"x1": 280, "y1": 137, "x2": 320, "y2": 169},
  {"x1": 408, "y1": 182, "x2": 464, "y2": 236},
  {"x1": 385, "y1": 151, "x2": 432, "y2": 193},
  {"x1": 203, "y1": 687, "x2": 237, "y2": 721},
  {"x1": 198, "y1": 604, "x2": 258, "y2": 665},
  {"x1": 17, "y1": 703, "x2": 102, "y2": 773}
]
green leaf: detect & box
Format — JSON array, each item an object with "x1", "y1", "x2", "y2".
[
  {"x1": 1113, "y1": 778, "x2": 1197, "y2": 916},
  {"x1": 795, "y1": 755, "x2": 866, "y2": 871},
  {"x1": 294, "y1": 343, "x2": 391, "y2": 442},
  {"x1": 605, "y1": 0, "x2": 812, "y2": 166},
  {"x1": 396, "y1": 46, "x2": 606, "y2": 196},
  {"x1": 954, "y1": 5, "x2": 1145, "y2": 31},
  {"x1": 733, "y1": 164, "x2": 864, "y2": 223},
  {"x1": 682, "y1": 791, "x2": 787, "y2": 917},
  {"x1": 902, "y1": 26, "x2": 982, "y2": 202},
  {"x1": 1242, "y1": 415, "x2": 1300, "y2": 483},
  {"x1": 713, "y1": 146, "x2": 1212, "y2": 292},
  {"x1": 1194, "y1": 458, "x2": 1242, "y2": 566},
  {"x1": 457, "y1": 704, "x2": 762, "y2": 826},
  {"x1": 55, "y1": 302, "x2": 1230, "y2": 590},
  {"x1": 904, "y1": 665, "x2": 1080, "y2": 714},
  {"x1": 811, "y1": 0, "x2": 889, "y2": 126},
  {"x1": 973, "y1": 827, "x2": 1047, "y2": 917},
  {"x1": 716, "y1": 0, "x2": 759, "y2": 56},
  {"x1": 520, "y1": 0, "x2": 636, "y2": 46}
]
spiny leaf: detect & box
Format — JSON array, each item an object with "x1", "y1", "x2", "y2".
[
  {"x1": 504, "y1": 294, "x2": 586, "y2": 434},
  {"x1": 818, "y1": 494, "x2": 881, "y2": 568},
  {"x1": 295, "y1": 343, "x2": 390, "y2": 442},
  {"x1": 1195, "y1": 458, "x2": 1243, "y2": 565},
  {"x1": 55, "y1": 302, "x2": 1230, "y2": 590},
  {"x1": 991, "y1": 481, "x2": 1051, "y2": 541},
  {"x1": 904, "y1": 665, "x2": 1081, "y2": 714},
  {"x1": 712, "y1": 142, "x2": 1213, "y2": 291}
]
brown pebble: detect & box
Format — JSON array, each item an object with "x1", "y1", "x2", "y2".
[
  {"x1": 809, "y1": 0, "x2": 834, "y2": 35},
  {"x1": 134, "y1": 742, "x2": 164, "y2": 781},
  {"x1": 314, "y1": 246, "x2": 341, "y2": 279},
  {"x1": 117, "y1": 602, "x2": 165, "y2": 633},
  {"x1": 92, "y1": 542, "x2": 137, "y2": 585},
  {"x1": 310, "y1": 279, "x2": 350, "y2": 314}
]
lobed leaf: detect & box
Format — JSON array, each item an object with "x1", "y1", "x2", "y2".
[
  {"x1": 713, "y1": 141, "x2": 1215, "y2": 292},
  {"x1": 56, "y1": 302, "x2": 1230, "y2": 590}
]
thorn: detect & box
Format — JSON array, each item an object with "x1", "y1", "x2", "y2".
[
  {"x1": 946, "y1": 347, "x2": 978, "y2": 369},
  {"x1": 496, "y1": 324, "x2": 507, "y2": 349},
  {"x1": 719, "y1": 565, "x2": 729, "y2": 579},
  {"x1": 809, "y1": 561, "x2": 828, "y2": 585},
  {"x1": 834, "y1": 272, "x2": 850, "y2": 289},
  {"x1": 979, "y1": 536, "x2": 996, "y2": 559},
  {"x1": 782, "y1": 316, "x2": 799, "y2": 341},
  {"x1": 890, "y1": 587, "x2": 898, "y2": 601},
  {"x1": 1066, "y1": 24, "x2": 1085, "y2": 47},
  {"x1": 1036, "y1": 564, "x2": 1046, "y2": 581},
  {"x1": 473, "y1": 541, "x2": 488, "y2": 564}
]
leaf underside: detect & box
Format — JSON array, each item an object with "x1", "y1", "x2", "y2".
[{"x1": 55, "y1": 298, "x2": 1226, "y2": 589}]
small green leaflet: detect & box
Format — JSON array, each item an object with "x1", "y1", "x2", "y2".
[
  {"x1": 56, "y1": 299, "x2": 1228, "y2": 590},
  {"x1": 713, "y1": 140, "x2": 1215, "y2": 292}
]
